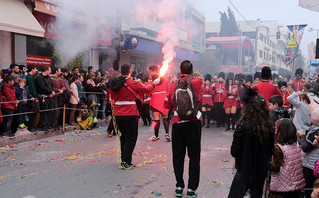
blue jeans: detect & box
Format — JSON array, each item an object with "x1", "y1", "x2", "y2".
[
  {"x1": 101, "y1": 99, "x2": 107, "y2": 119},
  {"x1": 2, "y1": 108, "x2": 15, "y2": 134}
]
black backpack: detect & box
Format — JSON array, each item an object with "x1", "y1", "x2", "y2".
[
  {"x1": 109, "y1": 76, "x2": 126, "y2": 91},
  {"x1": 173, "y1": 76, "x2": 198, "y2": 120}
]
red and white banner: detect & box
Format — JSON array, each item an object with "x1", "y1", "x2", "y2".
[{"x1": 26, "y1": 55, "x2": 52, "y2": 66}]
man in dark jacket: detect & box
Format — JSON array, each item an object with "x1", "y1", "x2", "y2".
[
  {"x1": 26, "y1": 65, "x2": 38, "y2": 132},
  {"x1": 36, "y1": 66, "x2": 55, "y2": 132}
]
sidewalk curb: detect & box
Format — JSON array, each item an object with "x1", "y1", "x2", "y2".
[{"x1": 0, "y1": 125, "x2": 81, "y2": 147}]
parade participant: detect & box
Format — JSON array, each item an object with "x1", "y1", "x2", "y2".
[
  {"x1": 252, "y1": 72, "x2": 261, "y2": 88},
  {"x1": 228, "y1": 87, "x2": 274, "y2": 198},
  {"x1": 214, "y1": 72, "x2": 226, "y2": 127},
  {"x1": 293, "y1": 68, "x2": 306, "y2": 92},
  {"x1": 140, "y1": 77, "x2": 152, "y2": 126},
  {"x1": 201, "y1": 74, "x2": 215, "y2": 128},
  {"x1": 164, "y1": 60, "x2": 203, "y2": 198},
  {"x1": 148, "y1": 65, "x2": 170, "y2": 142},
  {"x1": 224, "y1": 75, "x2": 238, "y2": 131},
  {"x1": 256, "y1": 66, "x2": 281, "y2": 101},
  {"x1": 272, "y1": 73, "x2": 279, "y2": 86},
  {"x1": 268, "y1": 119, "x2": 305, "y2": 198},
  {"x1": 278, "y1": 81, "x2": 291, "y2": 111},
  {"x1": 240, "y1": 75, "x2": 252, "y2": 101},
  {"x1": 297, "y1": 108, "x2": 319, "y2": 198},
  {"x1": 36, "y1": 66, "x2": 55, "y2": 132},
  {"x1": 110, "y1": 64, "x2": 157, "y2": 169}
]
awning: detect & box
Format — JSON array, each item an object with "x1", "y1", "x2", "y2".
[
  {"x1": 0, "y1": 0, "x2": 45, "y2": 37},
  {"x1": 206, "y1": 36, "x2": 251, "y2": 49}
]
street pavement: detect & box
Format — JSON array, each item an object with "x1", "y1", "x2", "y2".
[{"x1": 0, "y1": 123, "x2": 235, "y2": 198}]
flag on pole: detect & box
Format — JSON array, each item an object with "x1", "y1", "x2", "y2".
[{"x1": 283, "y1": 24, "x2": 307, "y2": 66}]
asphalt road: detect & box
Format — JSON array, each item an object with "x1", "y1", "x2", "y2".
[{"x1": 0, "y1": 123, "x2": 235, "y2": 198}]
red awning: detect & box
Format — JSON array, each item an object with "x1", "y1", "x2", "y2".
[{"x1": 206, "y1": 36, "x2": 251, "y2": 49}]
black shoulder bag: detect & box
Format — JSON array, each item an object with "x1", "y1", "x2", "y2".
[{"x1": 124, "y1": 83, "x2": 143, "y2": 109}]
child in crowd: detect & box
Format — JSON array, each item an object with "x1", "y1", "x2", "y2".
[
  {"x1": 287, "y1": 84, "x2": 296, "y2": 118},
  {"x1": 69, "y1": 75, "x2": 80, "y2": 125},
  {"x1": 268, "y1": 118, "x2": 305, "y2": 198},
  {"x1": 1, "y1": 75, "x2": 19, "y2": 137},
  {"x1": 15, "y1": 78, "x2": 35, "y2": 129},
  {"x1": 269, "y1": 95, "x2": 290, "y2": 123},
  {"x1": 278, "y1": 81, "x2": 291, "y2": 111},
  {"x1": 297, "y1": 108, "x2": 319, "y2": 198},
  {"x1": 77, "y1": 102, "x2": 93, "y2": 130},
  {"x1": 312, "y1": 179, "x2": 319, "y2": 198}
]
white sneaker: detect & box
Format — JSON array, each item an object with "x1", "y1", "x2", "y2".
[
  {"x1": 165, "y1": 134, "x2": 171, "y2": 142},
  {"x1": 148, "y1": 136, "x2": 159, "y2": 141}
]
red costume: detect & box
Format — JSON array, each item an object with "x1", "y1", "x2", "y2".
[
  {"x1": 164, "y1": 75, "x2": 203, "y2": 125},
  {"x1": 150, "y1": 77, "x2": 170, "y2": 115},
  {"x1": 256, "y1": 80, "x2": 281, "y2": 101},
  {"x1": 1, "y1": 82, "x2": 17, "y2": 110},
  {"x1": 214, "y1": 82, "x2": 226, "y2": 103},
  {"x1": 281, "y1": 92, "x2": 291, "y2": 110},
  {"x1": 223, "y1": 85, "x2": 238, "y2": 109},
  {"x1": 293, "y1": 79, "x2": 306, "y2": 92},
  {"x1": 110, "y1": 78, "x2": 153, "y2": 116},
  {"x1": 201, "y1": 86, "x2": 215, "y2": 106}
]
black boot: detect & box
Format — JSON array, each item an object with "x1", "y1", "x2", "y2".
[
  {"x1": 225, "y1": 114, "x2": 230, "y2": 131},
  {"x1": 202, "y1": 111, "x2": 206, "y2": 127},
  {"x1": 231, "y1": 113, "x2": 236, "y2": 131},
  {"x1": 205, "y1": 111, "x2": 210, "y2": 128}
]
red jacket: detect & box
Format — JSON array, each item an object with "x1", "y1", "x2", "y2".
[
  {"x1": 164, "y1": 75, "x2": 203, "y2": 125},
  {"x1": 1, "y1": 83, "x2": 17, "y2": 110},
  {"x1": 201, "y1": 86, "x2": 215, "y2": 106},
  {"x1": 256, "y1": 80, "x2": 281, "y2": 101},
  {"x1": 281, "y1": 92, "x2": 291, "y2": 110},
  {"x1": 214, "y1": 82, "x2": 226, "y2": 103},
  {"x1": 150, "y1": 77, "x2": 170, "y2": 115},
  {"x1": 293, "y1": 79, "x2": 306, "y2": 92},
  {"x1": 110, "y1": 78, "x2": 154, "y2": 116}
]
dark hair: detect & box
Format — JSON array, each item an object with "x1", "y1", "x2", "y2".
[
  {"x1": 254, "y1": 72, "x2": 261, "y2": 80},
  {"x1": 19, "y1": 65, "x2": 26, "y2": 70},
  {"x1": 51, "y1": 66, "x2": 59, "y2": 75},
  {"x1": 295, "y1": 68, "x2": 303, "y2": 76},
  {"x1": 149, "y1": 65, "x2": 159, "y2": 73},
  {"x1": 303, "y1": 82, "x2": 312, "y2": 92},
  {"x1": 71, "y1": 75, "x2": 79, "y2": 83},
  {"x1": 204, "y1": 74, "x2": 212, "y2": 82},
  {"x1": 180, "y1": 60, "x2": 193, "y2": 75},
  {"x1": 73, "y1": 67, "x2": 79, "y2": 71},
  {"x1": 241, "y1": 88, "x2": 273, "y2": 143},
  {"x1": 245, "y1": 75, "x2": 253, "y2": 83},
  {"x1": 269, "y1": 95, "x2": 283, "y2": 107},
  {"x1": 10, "y1": 64, "x2": 18, "y2": 70},
  {"x1": 61, "y1": 68, "x2": 68, "y2": 73},
  {"x1": 112, "y1": 60, "x2": 119, "y2": 71},
  {"x1": 42, "y1": 66, "x2": 50, "y2": 72},
  {"x1": 261, "y1": 66, "x2": 271, "y2": 80},
  {"x1": 278, "y1": 81, "x2": 287, "y2": 89},
  {"x1": 300, "y1": 93, "x2": 310, "y2": 104},
  {"x1": 88, "y1": 66, "x2": 93, "y2": 72},
  {"x1": 121, "y1": 64, "x2": 131, "y2": 75},
  {"x1": 225, "y1": 76, "x2": 233, "y2": 91},
  {"x1": 275, "y1": 118, "x2": 297, "y2": 145},
  {"x1": 27, "y1": 65, "x2": 36, "y2": 72},
  {"x1": 4, "y1": 75, "x2": 15, "y2": 83}
]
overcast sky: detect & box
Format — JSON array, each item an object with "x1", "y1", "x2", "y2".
[{"x1": 191, "y1": 0, "x2": 319, "y2": 59}]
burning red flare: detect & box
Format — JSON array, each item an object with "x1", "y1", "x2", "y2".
[{"x1": 159, "y1": 60, "x2": 169, "y2": 77}]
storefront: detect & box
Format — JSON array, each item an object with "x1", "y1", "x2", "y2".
[{"x1": 0, "y1": 0, "x2": 45, "y2": 69}]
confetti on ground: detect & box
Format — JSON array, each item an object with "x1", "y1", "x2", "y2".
[
  {"x1": 55, "y1": 138, "x2": 65, "y2": 142},
  {"x1": 222, "y1": 160, "x2": 229, "y2": 162},
  {"x1": 150, "y1": 190, "x2": 162, "y2": 197},
  {"x1": 0, "y1": 181, "x2": 8, "y2": 185},
  {"x1": 9, "y1": 144, "x2": 16, "y2": 148},
  {"x1": 0, "y1": 176, "x2": 5, "y2": 179}
]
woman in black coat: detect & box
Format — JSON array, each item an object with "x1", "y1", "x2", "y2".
[{"x1": 228, "y1": 88, "x2": 275, "y2": 198}]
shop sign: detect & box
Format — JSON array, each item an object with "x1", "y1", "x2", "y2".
[{"x1": 26, "y1": 55, "x2": 52, "y2": 66}]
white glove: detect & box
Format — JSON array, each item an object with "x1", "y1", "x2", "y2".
[{"x1": 154, "y1": 78, "x2": 161, "y2": 85}]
